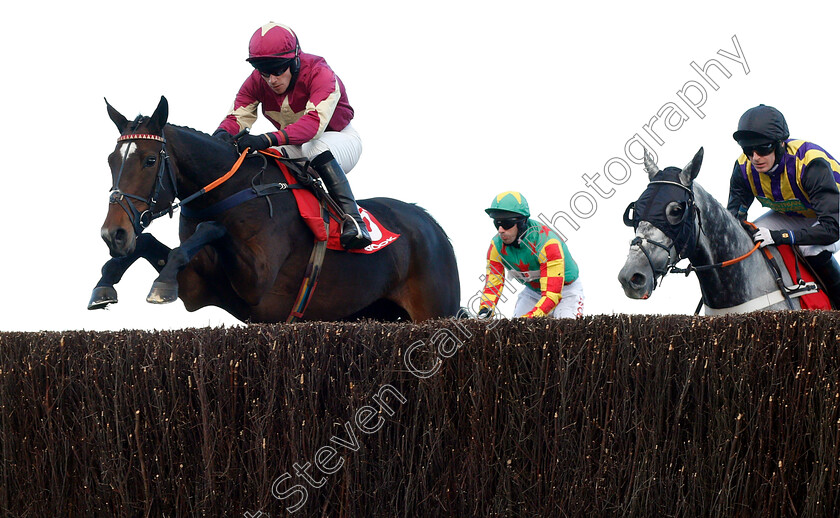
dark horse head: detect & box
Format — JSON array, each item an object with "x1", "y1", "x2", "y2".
[
  {"x1": 618, "y1": 147, "x2": 793, "y2": 312},
  {"x1": 95, "y1": 96, "x2": 461, "y2": 322},
  {"x1": 102, "y1": 96, "x2": 179, "y2": 257}
]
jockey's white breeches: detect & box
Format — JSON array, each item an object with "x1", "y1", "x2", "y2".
[
  {"x1": 275, "y1": 123, "x2": 362, "y2": 173},
  {"x1": 512, "y1": 279, "x2": 585, "y2": 319}
]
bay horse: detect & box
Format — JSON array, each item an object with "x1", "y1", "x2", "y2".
[
  {"x1": 618, "y1": 147, "x2": 809, "y2": 314},
  {"x1": 89, "y1": 96, "x2": 460, "y2": 322}
]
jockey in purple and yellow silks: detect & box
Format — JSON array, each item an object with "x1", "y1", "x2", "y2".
[
  {"x1": 477, "y1": 192, "x2": 583, "y2": 319},
  {"x1": 213, "y1": 22, "x2": 370, "y2": 250},
  {"x1": 728, "y1": 104, "x2": 840, "y2": 307}
]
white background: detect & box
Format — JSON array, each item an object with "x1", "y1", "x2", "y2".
[{"x1": 1, "y1": 0, "x2": 837, "y2": 331}]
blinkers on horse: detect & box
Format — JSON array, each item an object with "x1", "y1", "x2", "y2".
[
  {"x1": 623, "y1": 165, "x2": 700, "y2": 289},
  {"x1": 618, "y1": 147, "x2": 819, "y2": 314}
]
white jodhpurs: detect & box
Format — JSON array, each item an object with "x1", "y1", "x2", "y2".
[
  {"x1": 276, "y1": 123, "x2": 363, "y2": 173},
  {"x1": 512, "y1": 279, "x2": 585, "y2": 319},
  {"x1": 753, "y1": 210, "x2": 840, "y2": 256}
]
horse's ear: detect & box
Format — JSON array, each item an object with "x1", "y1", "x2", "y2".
[
  {"x1": 680, "y1": 147, "x2": 704, "y2": 186},
  {"x1": 105, "y1": 97, "x2": 130, "y2": 133},
  {"x1": 148, "y1": 96, "x2": 169, "y2": 134},
  {"x1": 643, "y1": 149, "x2": 660, "y2": 180}
]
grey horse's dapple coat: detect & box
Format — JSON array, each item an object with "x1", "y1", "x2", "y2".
[{"x1": 618, "y1": 147, "x2": 798, "y2": 313}]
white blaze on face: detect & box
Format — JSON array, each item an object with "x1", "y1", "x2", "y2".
[{"x1": 117, "y1": 141, "x2": 138, "y2": 164}]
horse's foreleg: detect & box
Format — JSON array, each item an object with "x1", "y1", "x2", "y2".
[
  {"x1": 147, "y1": 221, "x2": 227, "y2": 304},
  {"x1": 88, "y1": 234, "x2": 172, "y2": 309}
]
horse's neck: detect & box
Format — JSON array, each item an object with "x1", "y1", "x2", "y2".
[
  {"x1": 165, "y1": 125, "x2": 241, "y2": 198},
  {"x1": 690, "y1": 184, "x2": 753, "y2": 264},
  {"x1": 164, "y1": 125, "x2": 302, "y2": 229},
  {"x1": 689, "y1": 183, "x2": 779, "y2": 307}
]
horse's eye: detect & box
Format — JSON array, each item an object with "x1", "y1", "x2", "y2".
[
  {"x1": 144, "y1": 156, "x2": 157, "y2": 168},
  {"x1": 666, "y1": 202, "x2": 686, "y2": 224}
]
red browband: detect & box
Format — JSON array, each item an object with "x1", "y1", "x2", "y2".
[{"x1": 117, "y1": 133, "x2": 165, "y2": 143}]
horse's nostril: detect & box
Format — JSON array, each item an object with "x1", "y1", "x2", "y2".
[
  {"x1": 630, "y1": 272, "x2": 647, "y2": 288},
  {"x1": 113, "y1": 228, "x2": 127, "y2": 246}
]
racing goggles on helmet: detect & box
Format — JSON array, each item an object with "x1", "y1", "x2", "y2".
[
  {"x1": 493, "y1": 217, "x2": 524, "y2": 230},
  {"x1": 253, "y1": 58, "x2": 293, "y2": 78},
  {"x1": 741, "y1": 142, "x2": 775, "y2": 157}
]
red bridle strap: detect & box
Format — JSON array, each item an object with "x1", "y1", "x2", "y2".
[{"x1": 117, "y1": 133, "x2": 165, "y2": 143}]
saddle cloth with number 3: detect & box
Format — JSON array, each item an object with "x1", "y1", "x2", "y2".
[{"x1": 272, "y1": 156, "x2": 400, "y2": 254}]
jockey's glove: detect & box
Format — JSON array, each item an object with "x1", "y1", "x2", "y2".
[
  {"x1": 477, "y1": 307, "x2": 493, "y2": 319},
  {"x1": 236, "y1": 133, "x2": 276, "y2": 154},
  {"x1": 753, "y1": 227, "x2": 793, "y2": 248},
  {"x1": 212, "y1": 129, "x2": 235, "y2": 145}
]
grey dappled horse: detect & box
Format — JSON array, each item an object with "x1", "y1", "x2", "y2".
[{"x1": 618, "y1": 147, "x2": 800, "y2": 313}]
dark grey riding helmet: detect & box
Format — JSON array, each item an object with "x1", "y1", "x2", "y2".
[
  {"x1": 733, "y1": 104, "x2": 790, "y2": 166},
  {"x1": 733, "y1": 104, "x2": 789, "y2": 147}
]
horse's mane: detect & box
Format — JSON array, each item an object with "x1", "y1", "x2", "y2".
[
  {"x1": 129, "y1": 115, "x2": 214, "y2": 140},
  {"x1": 648, "y1": 166, "x2": 746, "y2": 239},
  {"x1": 692, "y1": 181, "x2": 750, "y2": 239},
  {"x1": 159, "y1": 120, "x2": 240, "y2": 160},
  {"x1": 167, "y1": 123, "x2": 213, "y2": 139}
]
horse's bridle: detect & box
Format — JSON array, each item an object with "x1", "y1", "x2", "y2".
[
  {"x1": 623, "y1": 180, "x2": 701, "y2": 290},
  {"x1": 109, "y1": 131, "x2": 178, "y2": 236},
  {"x1": 628, "y1": 234, "x2": 679, "y2": 283},
  {"x1": 625, "y1": 178, "x2": 768, "y2": 295}
]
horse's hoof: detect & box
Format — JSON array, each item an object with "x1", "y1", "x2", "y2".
[
  {"x1": 147, "y1": 282, "x2": 178, "y2": 304},
  {"x1": 88, "y1": 286, "x2": 118, "y2": 310}
]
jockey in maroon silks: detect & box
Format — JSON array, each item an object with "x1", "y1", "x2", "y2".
[{"x1": 214, "y1": 22, "x2": 371, "y2": 249}]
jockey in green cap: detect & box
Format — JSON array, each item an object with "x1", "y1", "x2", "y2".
[{"x1": 477, "y1": 191, "x2": 584, "y2": 319}]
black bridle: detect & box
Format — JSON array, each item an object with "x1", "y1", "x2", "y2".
[
  {"x1": 623, "y1": 180, "x2": 701, "y2": 289},
  {"x1": 109, "y1": 131, "x2": 178, "y2": 236},
  {"x1": 627, "y1": 234, "x2": 679, "y2": 281}
]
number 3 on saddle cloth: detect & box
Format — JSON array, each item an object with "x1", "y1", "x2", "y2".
[{"x1": 265, "y1": 150, "x2": 400, "y2": 253}]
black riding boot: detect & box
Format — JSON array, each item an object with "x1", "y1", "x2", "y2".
[
  {"x1": 805, "y1": 250, "x2": 840, "y2": 309},
  {"x1": 311, "y1": 151, "x2": 372, "y2": 250}
]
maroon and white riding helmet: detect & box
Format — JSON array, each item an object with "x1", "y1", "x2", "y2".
[{"x1": 247, "y1": 22, "x2": 300, "y2": 62}]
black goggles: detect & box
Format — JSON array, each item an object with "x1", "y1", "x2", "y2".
[
  {"x1": 742, "y1": 142, "x2": 775, "y2": 157},
  {"x1": 493, "y1": 218, "x2": 522, "y2": 230},
  {"x1": 258, "y1": 65, "x2": 290, "y2": 78},
  {"x1": 253, "y1": 58, "x2": 293, "y2": 78}
]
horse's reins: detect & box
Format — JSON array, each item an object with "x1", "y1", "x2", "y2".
[
  {"x1": 174, "y1": 148, "x2": 248, "y2": 209},
  {"x1": 669, "y1": 241, "x2": 762, "y2": 275}
]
